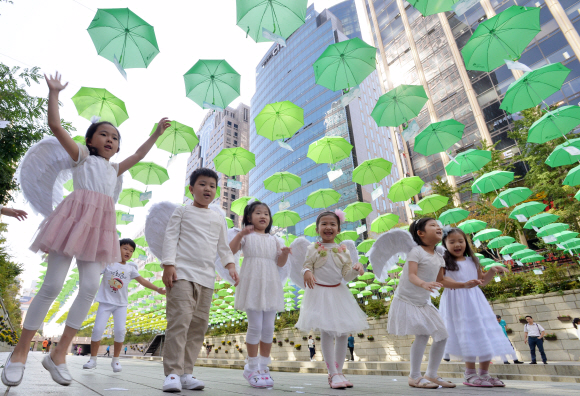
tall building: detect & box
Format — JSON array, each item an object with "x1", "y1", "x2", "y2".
[
  {"x1": 185, "y1": 103, "x2": 251, "y2": 227},
  {"x1": 329, "y1": 0, "x2": 363, "y2": 39},
  {"x1": 248, "y1": 4, "x2": 407, "y2": 240},
  {"x1": 361, "y1": 0, "x2": 580, "y2": 202}
]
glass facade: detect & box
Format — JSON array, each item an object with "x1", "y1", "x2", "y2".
[{"x1": 329, "y1": 0, "x2": 363, "y2": 40}]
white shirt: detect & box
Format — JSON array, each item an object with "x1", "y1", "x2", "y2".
[
  {"x1": 71, "y1": 143, "x2": 120, "y2": 198},
  {"x1": 308, "y1": 339, "x2": 314, "y2": 348},
  {"x1": 162, "y1": 205, "x2": 235, "y2": 289},
  {"x1": 395, "y1": 246, "x2": 445, "y2": 306},
  {"x1": 96, "y1": 262, "x2": 140, "y2": 306},
  {"x1": 311, "y1": 243, "x2": 359, "y2": 285},
  {"x1": 524, "y1": 322, "x2": 545, "y2": 337}
]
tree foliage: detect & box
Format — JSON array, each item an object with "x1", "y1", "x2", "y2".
[{"x1": 0, "y1": 223, "x2": 22, "y2": 336}]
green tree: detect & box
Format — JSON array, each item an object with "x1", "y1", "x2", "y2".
[{"x1": 0, "y1": 223, "x2": 22, "y2": 335}]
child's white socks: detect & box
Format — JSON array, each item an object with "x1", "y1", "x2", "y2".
[{"x1": 258, "y1": 355, "x2": 271, "y2": 371}]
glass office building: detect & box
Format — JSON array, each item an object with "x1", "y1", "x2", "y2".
[{"x1": 329, "y1": 0, "x2": 363, "y2": 40}]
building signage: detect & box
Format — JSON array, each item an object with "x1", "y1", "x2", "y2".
[{"x1": 261, "y1": 43, "x2": 282, "y2": 68}]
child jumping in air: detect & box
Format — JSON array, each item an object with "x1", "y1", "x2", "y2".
[{"x1": 83, "y1": 238, "x2": 165, "y2": 373}]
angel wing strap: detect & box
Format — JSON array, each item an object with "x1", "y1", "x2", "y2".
[
  {"x1": 144, "y1": 201, "x2": 180, "y2": 261},
  {"x1": 368, "y1": 228, "x2": 417, "y2": 282}
]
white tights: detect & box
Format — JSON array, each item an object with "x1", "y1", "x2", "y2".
[
  {"x1": 23, "y1": 251, "x2": 101, "y2": 330},
  {"x1": 245, "y1": 310, "x2": 276, "y2": 345},
  {"x1": 320, "y1": 331, "x2": 348, "y2": 375},
  {"x1": 410, "y1": 335, "x2": 447, "y2": 379}
]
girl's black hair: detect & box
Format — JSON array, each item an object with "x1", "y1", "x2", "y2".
[
  {"x1": 85, "y1": 121, "x2": 121, "y2": 157},
  {"x1": 119, "y1": 238, "x2": 136, "y2": 250},
  {"x1": 441, "y1": 227, "x2": 479, "y2": 272},
  {"x1": 315, "y1": 211, "x2": 341, "y2": 231},
  {"x1": 242, "y1": 201, "x2": 273, "y2": 233},
  {"x1": 574, "y1": 318, "x2": 580, "y2": 329},
  {"x1": 409, "y1": 217, "x2": 436, "y2": 246}
]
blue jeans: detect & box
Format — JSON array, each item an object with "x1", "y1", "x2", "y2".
[{"x1": 528, "y1": 337, "x2": 547, "y2": 363}]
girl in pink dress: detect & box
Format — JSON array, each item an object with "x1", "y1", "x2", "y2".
[{"x1": 1, "y1": 72, "x2": 170, "y2": 388}]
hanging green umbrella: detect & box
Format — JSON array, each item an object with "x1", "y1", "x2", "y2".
[
  {"x1": 231, "y1": 196, "x2": 257, "y2": 216},
  {"x1": 524, "y1": 213, "x2": 559, "y2": 229},
  {"x1": 129, "y1": 162, "x2": 169, "y2": 186},
  {"x1": 487, "y1": 236, "x2": 515, "y2": 249},
  {"x1": 272, "y1": 210, "x2": 300, "y2": 228},
  {"x1": 116, "y1": 209, "x2": 132, "y2": 225},
  {"x1": 151, "y1": 121, "x2": 198, "y2": 156},
  {"x1": 564, "y1": 164, "x2": 580, "y2": 186},
  {"x1": 134, "y1": 236, "x2": 148, "y2": 247},
  {"x1": 371, "y1": 85, "x2": 428, "y2": 127},
  {"x1": 554, "y1": 230, "x2": 579, "y2": 243},
  {"x1": 471, "y1": 171, "x2": 514, "y2": 194},
  {"x1": 413, "y1": 120, "x2": 465, "y2": 156},
  {"x1": 407, "y1": 0, "x2": 461, "y2": 16},
  {"x1": 492, "y1": 187, "x2": 532, "y2": 208},
  {"x1": 304, "y1": 223, "x2": 317, "y2": 237},
  {"x1": 445, "y1": 149, "x2": 492, "y2": 177},
  {"x1": 500, "y1": 243, "x2": 526, "y2": 255},
  {"x1": 226, "y1": 218, "x2": 234, "y2": 229},
  {"x1": 478, "y1": 258, "x2": 496, "y2": 266},
  {"x1": 387, "y1": 278, "x2": 400, "y2": 285},
  {"x1": 184, "y1": 59, "x2": 241, "y2": 109},
  {"x1": 72, "y1": 135, "x2": 86, "y2": 145},
  {"x1": 307, "y1": 136, "x2": 353, "y2": 164},
  {"x1": 63, "y1": 179, "x2": 74, "y2": 193},
  {"x1": 461, "y1": 6, "x2": 541, "y2": 72},
  {"x1": 388, "y1": 266, "x2": 403, "y2": 274},
  {"x1": 145, "y1": 262, "x2": 162, "y2": 272},
  {"x1": 306, "y1": 188, "x2": 341, "y2": 209},
  {"x1": 520, "y1": 254, "x2": 544, "y2": 264},
  {"x1": 509, "y1": 201, "x2": 547, "y2": 220},
  {"x1": 313, "y1": 38, "x2": 376, "y2": 91},
  {"x1": 344, "y1": 202, "x2": 372, "y2": 222},
  {"x1": 371, "y1": 213, "x2": 399, "y2": 233},
  {"x1": 360, "y1": 256, "x2": 369, "y2": 264},
  {"x1": 562, "y1": 238, "x2": 580, "y2": 249},
  {"x1": 474, "y1": 253, "x2": 484, "y2": 259},
  {"x1": 545, "y1": 138, "x2": 580, "y2": 168},
  {"x1": 87, "y1": 8, "x2": 160, "y2": 69},
  {"x1": 483, "y1": 263, "x2": 507, "y2": 271},
  {"x1": 214, "y1": 147, "x2": 256, "y2": 176},
  {"x1": 500, "y1": 63, "x2": 570, "y2": 114},
  {"x1": 264, "y1": 172, "x2": 301, "y2": 193},
  {"x1": 71, "y1": 87, "x2": 129, "y2": 127},
  {"x1": 357, "y1": 239, "x2": 376, "y2": 253},
  {"x1": 416, "y1": 194, "x2": 449, "y2": 214},
  {"x1": 439, "y1": 208, "x2": 469, "y2": 225},
  {"x1": 255, "y1": 101, "x2": 304, "y2": 141},
  {"x1": 473, "y1": 228, "x2": 502, "y2": 242},
  {"x1": 528, "y1": 106, "x2": 580, "y2": 144},
  {"x1": 118, "y1": 188, "x2": 149, "y2": 208},
  {"x1": 387, "y1": 176, "x2": 424, "y2": 202},
  {"x1": 236, "y1": 0, "x2": 307, "y2": 43},
  {"x1": 352, "y1": 158, "x2": 392, "y2": 185},
  {"x1": 185, "y1": 185, "x2": 220, "y2": 201},
  {"x1": 138, "y1": 270, "x2": 153, "y2": 278},
  {"x1": 537, "y1": 223, "x2": 569, "y2": 238},
  {"x1": 335, "y1": 231, "x2": 358, "y2": 243}
]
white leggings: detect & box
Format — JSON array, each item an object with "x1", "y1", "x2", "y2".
[
  {"x1": 23, "y1": 251, "x2": 101, "y2": 331},
  {"x1": 91, "y1": 303, "x2": 127, "y2": 343},
  {"x1": 410, "y1": 335, "x2": 447, "y2": 379},
  {"x1": 320, "y1": 331, "x2": 348, "y2": 375},
  {"x1": 245, "y1": 310, "x2": 276, "y2": 345}
]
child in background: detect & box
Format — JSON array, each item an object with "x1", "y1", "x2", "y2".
[
  {"x1": 83, "y1": 238, "x2": 165, "y2": 373},
  {"x1": 497, "y1": 315, "x2": 524, "y2": 364}
]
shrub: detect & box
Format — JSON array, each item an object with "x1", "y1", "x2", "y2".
[
  {"x1": 545, "y1": 333, "x2": 557, "y2": 340},
  {"x1": 272, "y1": 337, "x2": 277, "y2": 342}
]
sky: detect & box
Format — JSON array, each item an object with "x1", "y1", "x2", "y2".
[{"x1": 0, "y1": 0, "x2": 357, "y2": 333}]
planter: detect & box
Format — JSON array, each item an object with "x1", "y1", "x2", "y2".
[
  {"x1": 557, "y1": 316, "x2": 572, "y2": 321},
  {"x1": 357, "y1": 333, "x2": 365, "y2": 338},
  {"x1": 290, "y1": 341, "x2": 295, "y2": 345},
  {"x1": 284, "y1": 338, "x2": 289, "y2": 343},
  {"x1": 519, "y1": 318, "x2": 527, "y2": 324},
  {"x1": 273, "y1": 338, "x2": 277, "y2": 342},
  {"x1": 227, "y1": 341, "x2": 232, "y2": 345},
  {"x1": 221, "y1": 341, "x2": 226, "y2": 345},
  {"x1": 278, "y1": 341, "x2": 283, "y2": 346},
  {"x1": 238, "y1": 349, "x2": 243, "y2": 354},
  {"x1": 294, "y1": 344, "x2": 301, "y2": 350},
  {"x1": 367, "y1": 336, "x2": 374, "y2": 341},
  {"x1": 303, "y1": 336, "x2": 308, "y2": 341},
  {"x1": 315, "y1": 336, "x2": 320, "y2": 341},
  {"x1": 545, "y1": 335, "x2": 557, "y2": 341},
  {"x1": 506, "y1": 328, "x2": 513, "y2": 334}
]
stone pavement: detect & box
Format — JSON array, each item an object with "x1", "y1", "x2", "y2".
[{"x1": 2, "y1": 352, "x2": 580, "y2": 396}]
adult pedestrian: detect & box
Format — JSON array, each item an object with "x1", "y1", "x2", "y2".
[
  {"x1": 42, "y1": 339, "x2": 48, "y2": 354},
  {"x1": 347, "y1": 334, "x2": 355, "y2": 361},
  {"x1": 523, "y1": 315, "x2": 547, "y2": 364},
  {"x1": 46, "y1": 338, "x2": 52, "y2": 354},
  {"x1": 496, "y1": 315, "x2": 523, "y2": 364},
  {"x1": 307, "y1": 335, "x2": 316, "y2": 361},
  {"x1": 104, "y1": 345, "x2": 110, "y2": 357}
]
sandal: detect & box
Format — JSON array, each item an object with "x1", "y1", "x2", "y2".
[
  {"x1": 408, "y1": 376, "x2": 439, "y2": 389},
  {"x1": 424, "y1": 376, "x2": 456, "y2": 388},
  {"x1": 328, "y1": 373, "x2": 347, "y2": 389},
  {"x1": 463, "y1": 374, "x2": 492, "y2": 387},
  {"x1": 338, "y1": 373, "x2": 353, "y2": 388},
  {"x1": 480, "y1": 375, "x2": 505, "y2": 387}
]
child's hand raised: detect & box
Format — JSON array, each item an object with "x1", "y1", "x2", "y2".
[
  {"x1": 420, "y1": 281, "x2": 443, "y2": 293},
  {"x1": 490, "y1": 266, "x2": 508, "y2": 274},
  {"x1": 304, "y1": 270, "x2": 316, "y2": 289},
  {"x1": 152, "y1": 117, "x2": 171, "y2": 137},
  {"x1": 44, "y1": 72, "x2": 68, "y2": 92},
  {"x1": 241, "y1": 225, "x2": 254, "y2": 236},
  {"x1": 463, "y1": 279, "x2": 483, "y2": 289},
  {"x1": 352, "y1": 263, "x2": 364, "y2": 275},
  {"x1": 280, "y1": 246, "x2": 291, "y2": 256}
]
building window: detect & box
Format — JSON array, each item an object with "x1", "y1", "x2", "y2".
[
  {"x1": 234, "y1": 140, "x2": 238, "y2": 145},
  {"x1": 231, "y1": 194, "x2": 236, "y2": 199},
  {"x1": 234, "y1": 132, "x2": 238, "y2": 137},
  {"x1": 234, "y1": 124, "x2": 238, "y2": 129},
  {"x1": 230, "y1": 214, "x2": 235, "y2": 220},
  {"x1": 243, "y1": 108, "x2": 248, "y2": 121},
  {"x1": 227, "y1": 121, "x2": 232, "y2": 126},
  {"x1": 223, "y1": 203, "x2": 227, "y2": 208}
]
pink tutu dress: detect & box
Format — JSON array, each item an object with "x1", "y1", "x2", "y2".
[{"x1": 29, "y1": 143, "x2": 122, "y2": 263}]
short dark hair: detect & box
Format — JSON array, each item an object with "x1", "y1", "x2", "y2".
[
  {"x1": 309, "y1": 335, "x2": 312, "y2": 338},
  {"x1": 189, "y1": 168, "x2": 219, "y2": 186},
  {"x1": 85, "y1": 121, "x2": 120, "y2": 157},
  {"x1": 496, "y1": 315, "x2": 501, "y2": 319},
  {"x1": 573, "y1": 318, "x2": 580, "y2": 329},
  {"x1": 442, "y1": 228, "x2": 479, "y2": 271},
  {"x1": 409, "y1": 217, "x2": 436, "y2": 246},
  {"x1": 243, "y1": 201, "x2": 272, "y2": 233},
  {"x1": 315, "y1": 211, "x2": 341, "y2": 231},
  {"x1": 119, "y1": 238, "x2": 136, "y2": 250},
  {"x1": 525, "y1": 315, "x2": 533, "y2": 319}
]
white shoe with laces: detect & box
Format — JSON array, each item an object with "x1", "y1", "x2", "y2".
[
  {"x1": 1, "y1": 352, "x2": 25, "y2": 387},
  {"x1": 163, "y1": 374, "x2": 182, "y2": 393},
  {"x1": 83, "y1": 359, "x2": 97, "y2": 369},
  {"x1": 180, "y1": 374, "x2": 204, "y2": 390},
  {"x1": 42, "y1": 354, "x2": 72, "y2": 386}
]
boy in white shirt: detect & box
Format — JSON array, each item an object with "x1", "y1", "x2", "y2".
[
  {"x1": 523, "y1": 315, "x2": 548, "y2": 364},
  {"x1": 161, "y1": 168, "x2": 237, "y2": 393},
  {"x1": 83, "y1": 238, "x2": 165, "y2": 372}
]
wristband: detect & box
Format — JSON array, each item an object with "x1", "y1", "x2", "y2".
[{"x1": 301, "y1": 268, "x2": 311, "y2": 275}]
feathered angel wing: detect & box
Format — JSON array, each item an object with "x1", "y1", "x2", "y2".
[
  {"x1": 144, "y1": 201, "x2": 179, "y2": 260},
  {"x1": 276, "y1": 236, "x2": 291, "y2": 287},
  {"x1": 214, "y1": 228, "x2": 241, "y2": 284},
  {"x1": 341, "y1": 240, "x2": 361, "y2": 267},
  {"x1": 288, "y1": 237, "x2": 311, "y2": 289},
  {"x1": 368, "y1": 228, "x2": 417, "y2": 282}
]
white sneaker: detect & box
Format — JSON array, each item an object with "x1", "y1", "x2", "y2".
[
  {"x1": 260, "y1": 368, "x2": 274, "y2": 387},
  {"x1": 163, "y1": 374, "x2": 182, "y2": 393},
  {"x1": 1, "y1": 352, "x2": 25, "y2": 387},
  {"x1": 243, "y1": 369, "x2": 267, "y2": 388},
  {"x1": 83, "y1": 359, "x2": 97, "y2": 369},
  {"x1": 180, "y1": 374, "x2": 205, "y2": 390},
  {"x1": 111, "y1": 360, "x2": 122, "y2": 373},
  {"x1": 41, "y1": 354, "x2": 72, "y2": 386}
]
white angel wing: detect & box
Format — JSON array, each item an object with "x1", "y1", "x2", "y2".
[
  {"x1": 214, "y1": 228, "x2": 241, "y2": 284},
  {"x1": 341, "y1": 240, "x2": 361, "y2": 267},
  {"x1": 144, "y1": 201, "x2": 179, "y2": 260},
  {"x1": 368, "y1": 228, "x2": 417, "y2": 282},
  {"x1": 112, "y1": 173, "x2": 123, "y2": 203},
  {"x1": 287, "y1": 236, "x2": 311, "y2": 289},
  {"x1": 275, "y1": 236, "x2": 291, "y2": 287}
]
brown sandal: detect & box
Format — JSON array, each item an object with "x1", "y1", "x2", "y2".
[
  {"x1": 425, "y1": 376, "x2": 456, "y2": 388},
  {"x1": 408, "y1": 376, "x2": 439, "y2": 389}
]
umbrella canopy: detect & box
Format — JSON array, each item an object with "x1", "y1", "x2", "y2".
[
  {"x1": 129, "y1": 162, "x2": 169, "y2": 186},
  {"x1": 87, "y1": 8, "x2": 160, "y2": 69},
  {"x1": 72, "y1": 135, "x2": 86, "y2": 145},
  {"x1": 371, "y1": 85, "x2": 428, "y2": 127},
  {"x1": 359, "y1": 256, "x2": 369, "y2": 264},
  {"x1": 371, "y1": 213, "x2": 399, "y2": 233},
  {"x1": 116, "y1": 210, "x2": 131, "y2": 225},
  {"x1": 71, "y1": 87, "x2": 129, "y2": 127},
  {"x1": 439, "y1": 208, "x2": 469, "y2": 225},
  {"x1": 387, "y1": 176, "x2": 424, "y2": 202},
  {"x1": 185, "y1": 185, "x2": 220, "y2": 202},
  {"x1": 306, "y1": 188, "x2": 341, "y2": 209},
  {"x1": 528, "y1": 106, "x2": 580, "y2": 144},
  {"x1": 335, "y1": 231, "x2": 358, "y2": 243},
  {"x1": 151, "y1": 121, "x2": 198, "y2": 156},
  {"x1": 307, "y1": 136, "x2": 353, "y2": 164},
  {"x1": 471, "y1": 171, "x2": 514, "y2": 194},
  {"x1": 413, "y1": 119, "x2": 465, "y2": 156},
  {"x1": 184, "y1": 59, "x2": 241, "y2": 109},
  {"x1": 473, "y1": 228, "x2": 502, "y2": 242},
  {"x1": 344, "y1": 202, "x2": 373, "y2": 222},
  {"x1": 562, "y1": 238, "x2": 580, "y2": 249},
  {"x1": 255, "y1": 101, "x2": 304, "y2": 141},
  {"x1": 352, "y1": 158, "x2": 392, "y2": 185},
  {"x1": 272, "y1": 210, "x2": 300, "y2": 228},
  {"x1": 483, "y1": 263, "x2": 507, "y2": 271},
  {"x1": 236, "y1": 0, "x2": 307, "y2": 43},
  {"x1": 263, "y1": 172, "x2": 301, "y2": 193},
  {"x1": 445, "y1": 149, "x2": 491, "y2": 177},
  {"x1": 520, "y1": 254, "x2": 544, "y2": 264},
  {"x1": 500, "y1": 63, "x2": 570, "y2": 114},
  {"x1": 564, "y1": 164, "x2": 580, "y2": 186},
  {"x1": 509, "y1": 201, "x2": 547, "y2": 220},
  {"x1": 545, "y1": 138, "x2": 580, "y2": 168},
  {"x1": 500, "y1": 242, "x2": 526, "y2": 255},
  {"x1": 357, "y1": 239, "x2": 376, "y2": 253},
  {"x1": 487, "y1": 236, "x2": 515, "y2": 249},
  {"x1": 118, "y1": 188, "x2": 148, "y2": 208},
  {"x1": 226, "y1": 218, "x2": 234, "y2": 229},
  {"x1": 461, "y1": 6, "x2": 541, "y2": 72},
  {"x1": 134, "y1": 236, "x2": 148, "y2": 247},
  {"x1": 416, "y1": 194, "x2": 449, "y2": 214},
  {"x1": 537, "y1": 223, "x2": 569, "y2": 237},
  {"x1": 230, "y1": 196, "x2": 257, "y2": 216},
  {"x1": 407, "y1": 0, "x2": 461, "y2": 16},
  {"x1": 214, "y1": 147, "x2": 256, "y2": 176},
  {"x1": 478, "y1": 258, "x2": 496, "y2": 266},
  {"x1": 144, "y1": 262, "x2": 162, "y2": 272},
  {"x1": 524, "y1": 213, "x2": 559, "y2": 229},
  {"x1": 304, "y1": 223, "x2": 317, "y2": 237},
  {"x1": 492, "y1": 187, "x2": 532, "y2": 208},
  {"x1": 313, "y1": 38, "x2": 376, "y2": 91},
  {"x1": 554, "y1": 230, "x2": 579, "y2": 243}
]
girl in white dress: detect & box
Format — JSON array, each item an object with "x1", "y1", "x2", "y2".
[
  {"x1": 229, "y1": 201, "x2": 291, "y2": 389},
  {"x1": 439, "y1": 227, "x2": 514, "y2": 387},
  {"x1": 296, "y1": 211, "x2": 367, "y2": 389}
]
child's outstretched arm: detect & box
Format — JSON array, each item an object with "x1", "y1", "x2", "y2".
[
  {"x1": 277, "y1": 246, "x2": 291, "y2": 267},
  {"x1": 135, "y1": 276, "x2": 166, "y2": 295},
  {"x1": 117, "y1": 117, "x2": 171, "y2": 176},
  {"x1": 437, "y1": 267, "x2": 482, "y2": 290},
  {"x1": 479, "y1": 265, "x2": 508, "y2": 286},
  {"x1": 0, "y1": 205, "x2": 28, "y2": 221},
  {"x1": 230, "y1": 225, "x2": 253, "y2": 254},
  {"x1": 407, "y1": 261, "x2": 443, "y2": 292},
  {"x1": 45, "y1": 72, "x2": 79, "y2": 161}
]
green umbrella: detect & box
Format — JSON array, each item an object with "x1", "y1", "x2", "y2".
[
  {"x1": 380, "y1": 286, "x2": 394, "y2": 293},
  {"x1": 335, "y1": 231, "x2": 358, "y2": 243},
  {"x1": 151, "y1": 121, "x2": 198, "y2": 156},
  {"x1": 307, "y1": 136, "x2": 353, "y2": 164},
  {"x1": 357, "y1": 239, "x2": 375, "y2": 253},
  {"x1": 344, "y1": 202, "x2": 372, "y2": 222},
  {"x1": 255, "y1": 101, "x2": 304, "y2": 141},
  {"x1": 528, "y1": 106, "x2": 580, "y2": 144},
  {"x1": 562, "y1": 238, "x2": 580, "y2": 249},
  {"x1": 87, "y1": 8, "x2": 159, "y2": 69},
  {"x1": 564, "y1": 164, "x2": 580, "y2": 186},
  {"x1": 474, "y1": 253, "x2": 484, "y2": 259},
  {"x1": 387, "y1": 176, "x2": 424, "y2": 202},
  {"x1": 387, "y1": 278, "x2": 400, "y2": 285},
  {"x1": 231, "y1": 196, "x2": 257, "y2": 216},
  {"x1": 445, "y1": 149, "x2": 492, "y2": 177},
  {"x1": 138, "y1": 270, "x2": 153, "y2": 278},
  {"x1": 304, "y1": 223, "x2": 317, "y2": 237},
  {"x1": 388, "y1": 266, "x2": 403, "y2": 274},
  {"x1": 184, "y1": 185, "x2": 220, "y2": 201},
  {"x1": 226, "y1": 218, "x2": 234, "y2": 229},
  {"x1": 407, "y1": 0, "x2": 461, "y2": 16},
  {"x1": 351, "y1": 281, "x2": 367, "y2": 289},
  {"x1": 487, "y1": 236, "x2": 515, "y2": 249},
  {"x1": 145, "y1": 262, "x2": 162, "y2": 272},
  {"x1": 306, "y1": 188, "x2": 341, "y2": 209},
  {"x1": 236, "y1": 0, "x2": 307, "y2": 43},
  {"x1": 524, "y1": 213, "x2": 559, "y2": 229},
  {"x1": 352, "y1": 158, "x2": 392, "y2": 185},
  {"x1": 500, "y1": 63, "x2": 570, "y2": 114},
  {"x1": 478, "y1": 258, "x2": 496, "y2": 266},
  {"x1": 184, "y1": 59, "x2": 241, "y2": 109},
  {"x1": 118, "y1": 188, "x2": 149, "y2": 208},
  {"x1": 72, "y1": 135, "x2": 86, "y2": 145},
  {"x1": 500, "y1": 243, "x2": 526, "y2": 255},
  {"x1": 471, "y1": 171, "x2": 514, "y2": 194},
  {"x1": 512, "y1": 249, "x2": 535, "y2": 260},
  {"x1": 272, "y1": 210, "x2": 300, "y2": 228},
  {"x1": 509, "y1": 201, "x2": 547, "y2": 220},
  {"x1": 263, "y1": 172, "x2": 301, "y2": 193},
  {"x1": 413, "y1": 120, "x2": 465, "y2": 156},
  {"x1": 214, "y1": 147, "x2": 256, "y2": 176},
  {"x1": 520, "y1": 254, "x2": 544, "y2": 264},
  {"x1": 473, "y1": 228, "x2": 502, "y2": 242},
  {"x1": 116, "y1": 209, "x2": 132, "y2": 224},
  {"x1": 545, "y1": 138, "x2": 580, "y2": 168},
  {"x1": 416, "y1": 194, "x2": 449, "y2": 214},
  {"x1": 129, "y1": 162, "x2": 169, "y2": 186},
  {"x1": 439, "y1": 208, "x2": 469, "y2": 225},
  {"x1": 63, "y1": 179, "x2": 74, "y2": 193},
  {"x1": 492, "y1": 187, "x2": 532, "y2": 208},
  {"x1": 554, "y1": 230, "x2": 579, "y2": 243},
  {"x1": 71, "y1": 87, "x2": 129, "y2": 127},
  {"x1": 360, "y1": 256, "x2": 369, "y2": 264},
  {"x1": 461, "y1": 6, "x2": 541, "y2": 72},
  {"x1": 537, "y1": 223, "x2": 569, "y2": 237},
  {"x1": 483, "y1": 263, "x2": 507, "y2": 271},
  {"x1": 371, "y1": 213, "x2": 399, "y2": 233},
  {"x1": 313, "y1": 38, "x2": 376, "y2": 91},
  {"x1": 371, "y1": 85, "x2": 428, "y2": 127},
  {"x1": 134, "y1": 236, "x2": 148, "y2": 247}
]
